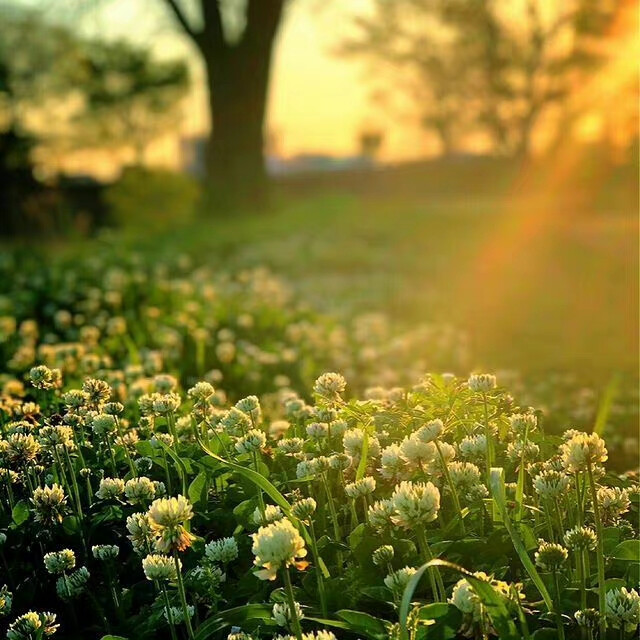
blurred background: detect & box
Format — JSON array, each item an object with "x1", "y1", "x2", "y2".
[{"x1": 0, "y1": 0, "x2": 638, "y2": 453}]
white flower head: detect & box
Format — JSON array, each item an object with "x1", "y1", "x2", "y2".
[
  {"x1": 391, "y1": 481, "x2": 440, "y2": 528},
  {"x1": 251, "y1": 518, "x2": 308, "y2": 580}
]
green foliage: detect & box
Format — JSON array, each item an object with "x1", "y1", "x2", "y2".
[{"x1": 105, "y1": 167, "x2": 200, "y2": 231}]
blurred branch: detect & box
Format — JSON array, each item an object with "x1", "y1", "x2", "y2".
[{"x1": 163, "y1": 0, "x2": 200, "y2": 42}]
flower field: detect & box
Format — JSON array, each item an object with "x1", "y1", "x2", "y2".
[{"x1": 0, "y1": 247, "x2": 638, "y2": 640}]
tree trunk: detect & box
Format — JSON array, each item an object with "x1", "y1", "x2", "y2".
[
  {"x1": 204, "y1": 55, "x2": 270, "y2": 212},
  {"x1": 200, "y1": 2, "x2": 283, "y2": 213}
]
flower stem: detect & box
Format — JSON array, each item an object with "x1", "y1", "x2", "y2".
[
  {"x1": 252, "y1": 451, "x2": 266, "y2": 520},
  {"x1": 173, "y1": 551, "x2": 195, "y2": 640},
  {"x1": 586, "y1": 461, "x2": 606, "y2": 638},
  {"x1": 481, "y1": 393, "x2": 494, "y2": 487},
  {"x1": 415, "y1": 527, "x2": 445, "y2": 602},
  {"x1": 321, "y1": 473, "x2": 343, "y2": 574},
  {"x1": 308, "y1": 520, "x2": 328, "y2": 618},
  {"x1": 435, "y1": 439, "x2": 465, "y2": 535},
  {"x1": 552, "y1": 570, "x2": 566, "y2": 640},
  {"x1": 160, "y1": 581, "x2": 179, "y2": 640},
  {"x1": 577, "y1": 549, "x2": 587, "y2": 610},
  {"x1": 282, "y1": 566, "x2": 303, "y2": 640}
]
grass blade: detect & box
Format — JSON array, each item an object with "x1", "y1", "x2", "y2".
[
  {"x1": 399, "y1": 558, "x2": 521, "y2": 640},
  {"x1": 489, "y1": 467, "x2": 554, "y2": 612},
  {"x1": 593, "y1": 375, "x2": 619, "y2": 437}
]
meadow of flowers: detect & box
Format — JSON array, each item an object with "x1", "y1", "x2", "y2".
[{"x1": 0, "y1": 248, "x2": 638, "y2": 640}]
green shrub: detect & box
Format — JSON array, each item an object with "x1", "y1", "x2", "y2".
[{"x1": 105, "y1": 166, "x2": 200, "y2": 232}]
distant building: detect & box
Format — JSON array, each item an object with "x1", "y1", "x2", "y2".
[{"x1": 179, "y1": 136, "x2": 375, "y2": 178}]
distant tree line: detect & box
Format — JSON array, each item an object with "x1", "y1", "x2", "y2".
[
  {"x1": 343, "y1": 0, "x2": 632, "y2": 158},
  {"x1": 0, "y1": 6, "x2": 188, "y2": 236}
]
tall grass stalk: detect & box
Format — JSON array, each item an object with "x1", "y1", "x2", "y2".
[{"x1": 586, "y1": 461, "x2": 606, "y2": 638}]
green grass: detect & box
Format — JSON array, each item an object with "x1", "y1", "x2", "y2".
[{"x1": 133, "y1": 189, "x2": 638, "y2": 388}]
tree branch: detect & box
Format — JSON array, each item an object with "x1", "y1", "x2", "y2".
[
  {"x1": 163, "y1": 0, "x2": 198, "y2": 42},
  {"x1": 201, "y1": 0, "x2": 226, "y2": 54}
]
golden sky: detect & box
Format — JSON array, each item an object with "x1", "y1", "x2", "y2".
[{"x1": 25, "y1": 0, "x2": 639, "y2": 177}]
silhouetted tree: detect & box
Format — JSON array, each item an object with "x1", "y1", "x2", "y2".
[
  {"x1": 160, "y1": 0, "x2": 286, "y2": 211},
  {"x1": 77, "y1": 40, "x2": 189, "y2": 164},
  {"x1": 344, "y1": 0, "x2": 626, "y2": 157}
]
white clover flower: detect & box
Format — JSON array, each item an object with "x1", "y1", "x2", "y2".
[
  {"x1": 235, "y1": 396, "x2": 262, "y2": 423},
  {"x1": 308, "y1": 456, "x2": 331, "y2": 475},
  {"x1": 127, "y1": 512, "x2": 154, "y2": 554},
  {"x1": 391, "y1": 481, "x2": 440, "y2": 528},
  {"x1": 458, "y1": 434, "x2": 487, "y2": 459},
  {"x1": 399, "y1": 435, "x2": 435, "y2": 467},
  {"x1": 187, "y1": 381, "x2": 215, "y2": 404},
  {"x1": 563, "y1": 526, "x2": 597, "y2": 551},
  {"x1": 296, "y1": 460, "x2": 314, "y2": 479},
  {"x1": 368, "y1": 499, "x2": 395, "y2": 531},
  {"x1": 147, "y1": 495, "x2": 195, "y2": 553},
  {"x1": 44, "y1": 550, "x2": 75, "y2": 575},
  {"x1": 313, "y1": 372, "x2": 346, "y2": 401},
  {"x1": 56, "y1": 567, "x2": 90, "y2": 600},
  {"x1": 535, "y1": 542, "x2": 568, "y2": 571},
  {"x1": 575, "y1": 608, "x2": 600, "y2": 629},
  {"x1": 91, "y1": 413, "x2": 116, "y2": 435},
  {"x1": 328, "y1": 453, "x2": 352, "y2": 471},
  {"x1": 291, "y1": 498, "x2": 316, "y2": 522},
  {"x1": 509, "y1": 413, "x2": 537, "y2": 435},
  {"x1": 384, "y1": 566, "x2": 417, "y2": 592},
  {"x1": 506, "y1": 440, "x2": 540, "y2": 463},
  {"x1": 92, "y1": 545, "x2": 119, "y2": 561},
  {"x1": 450, "y1": 574, "x2": 483, "y2": 619},
  {"x1": 606, "y1": 587, "x2": 639, "y2": 630},
  {"x1": 235, "y1": 429, "x2": 266, "y2": 455},
  {"x1": 343, "y1": 428, "x2": 380, "y2": 460},
  {"x1": 253, "y1": 504, "x2": 284, "y2": 526},
  {"x1": 251, "y1": 518, "x2": 308, "y2": 580},
  {"x1": 329, "y1": 420, "x2": 349, "y2": 438},
  {"x1": 7, "y1": 611, "x2": 58, "y2": 640},
  {"x1": 164, "y1": 604, "x2": 194, "y2": 624},
  {"x1": 148, "y1": 495, "x2": 193, "y2": 528},
  {"x1": 124, "y1": 477, "x2": 157, "y2": 504},
  {"x1": 432, "y1": 442, "x2": 456, "y2": 468},
  {"x1": 32, "y1": 484, "x2": 67, "y2": 525},
  {"x1": 220, "y1": 407, "x2": 252, "y2": 436},
  {"x1": 152, "y1": 392, "x2": 181, "y2": 415},
  {"x1": 277, "y1": 438, "x2": 305, "y2": 455},
  {"x1": 344, "y1": 476, "x2": 376, "y2": 499},
  {"x1": 142, "y1": 554, "x2": 178, "y2": 581},
  {"x1": 96, "y1": 477, "x2": 125, "y2": 501},
  {"x1": 414, "y1": 419, "x2": 444, "y2": 443},
  {"x1": 448, "y1": 462, "x2": 482, "y2": 492},
  {"x1": 151, "y1": 433, "x2": 175, "y2": 448},
  {"x1": 306, "y1": 422, "x2": 329, "y2": 439},
  {"x1": 205, "y1": 537, "x2": 239, "y2": 564},
  {"x1": 468, "y1": 374, "x2": 496, "y2": 393},
  {"x1": 561, "y1": 433, "x2": 608, "y2": 472},
  {"x1": 380, "y1": 444, "x2": 406, "y2": 480},
  {"x1": 533, "y1": 470, "x2": 571, "y2": 499},
  {"x1": 372, "y1": 545, "x2": 394, "y2": 566},
  {"x1": 597, "y1": 486, "x2": 630, "y2": 523},
  {"x1": 270, "y1": 420, "x2": 290, "y2": 439},
  {"x1": 272, "y1": 601, "x2": 304, "y2": 628}
]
